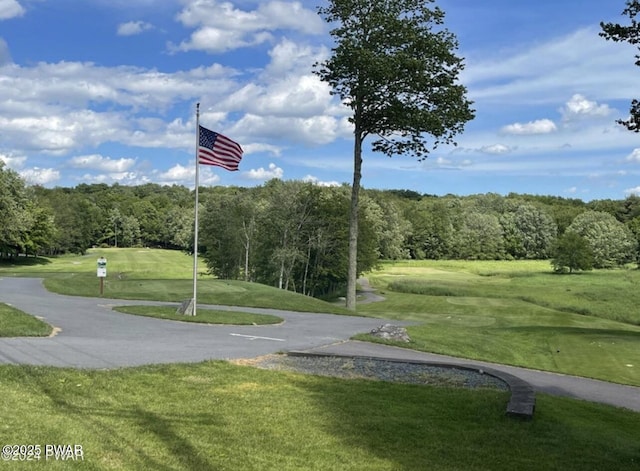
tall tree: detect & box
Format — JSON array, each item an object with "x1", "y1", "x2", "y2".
[
  {"x1": 315, "y1": 0, "x2": 474, "y2": 309},
  {"x1": 0, "y1": 162, "x2": 30, "y2": 257},
  {"x1": 600, "y1": 0, "x2": 640, "y2": 132},
  {"x1": 567, "y1": 210, "x2": 637, "y2": 268},
  {"x1": 500, "y1": 203, "x2": 557, "y2": 259},
  {"x1": 551, "y1": 232, "x2": 594, "y2": 274}
]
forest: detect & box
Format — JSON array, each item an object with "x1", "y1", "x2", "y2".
[{"x1": 1, "y1": 162, "x2": 639, "y2": 298}]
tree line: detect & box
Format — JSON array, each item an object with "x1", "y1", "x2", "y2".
[{"x1": 1, "y1": 162, "x2": 639, "y2": 294}]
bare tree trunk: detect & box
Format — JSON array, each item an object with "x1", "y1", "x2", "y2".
[
  {"x1": 278, "y1": 259, "x2": 285, "y2": 289},
  {"x1": 302, "y1": 234, "x2": 312, "y2": 295},
  {"x1": 346, "y1": 132, "x2": 363, "y2": 310},
  {"x1": 242, "y1": 219, "x2": 250, "y2": 281}
]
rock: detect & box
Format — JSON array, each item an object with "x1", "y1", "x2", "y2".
[{"x1": 370, "y1": 324, "x2": 411, "y2": 343}]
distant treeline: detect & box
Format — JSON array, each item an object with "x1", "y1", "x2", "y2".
[{"x1": 1, "y1": 162, "x2": 638, "y2": 296}]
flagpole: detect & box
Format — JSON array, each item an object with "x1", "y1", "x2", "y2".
[{"x1": 192, "y1": 102, "x2": 200, "y2": 316}]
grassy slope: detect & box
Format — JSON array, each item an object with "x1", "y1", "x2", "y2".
[
  {"x1": 360, "y1": 260, "x2": 640, "y2": 386},
  {"x1": 1, "y1": 253, "x2": 639, "y2": 468},
  {"x1": 1, "y1": 361, "x2": 638, "y2": 471},
  {"x1": 0, "y1": 303, "x2": 52, "y2": 337},
  {"x1": 112, "y1": 305, "x2": 282, "y2": 325},
  {"x1": 0, "y1": 248, "x2": 350, "y2": 315}
]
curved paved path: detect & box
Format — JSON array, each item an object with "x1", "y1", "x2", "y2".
[
  {"x1": 1, "y1": 277, "x2": 639, "y2": 413},
  {"x1": 0, "y1": 278, "x2": 396, "y2": 368}
]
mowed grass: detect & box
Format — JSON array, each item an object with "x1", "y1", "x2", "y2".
[
  {"x1": 1, "y1": 253, "x2": 639, "y2": 469},
  {"x1": 113, "y1": 305, "x2": 282, "y2": 325},
  {"x1": 359, "y1": 260, "x2": 640, "y2": 386},
  {"x1": 1, "y1": 361, "x2": 638, "y2": 471},
  {"x1": 0, "y1": 248, "x2": 350, "y2": 315},
  {"x1": 0, "y1": 303, "x2": 52, "y2": 337},
  {"x1": 378, "y1": 259, "x2": 640, "y2": 325}
]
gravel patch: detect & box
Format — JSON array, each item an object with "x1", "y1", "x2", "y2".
[{"x1": 244, "y1": 354, "x2": 509, "y2": 391}]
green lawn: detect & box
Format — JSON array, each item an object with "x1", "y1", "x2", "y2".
[
  {"x1": 359, "y1": 260, "x2": 640, "y2": 386},
  {"x1": 0, "y1": 248, "x2": 350, "y2": 315},
  {"x1": 1, "y1": 252, "x2": 639, "y2": 468},
  {"x1": 113, "y1": 305, "x2": 282, "y2": 325},
  {"x1": 1, "y1": 361, "x2": 638, "y2": 471},
  {"x1": 0, "y1": 303, "x2": 52, "y2": 337}
]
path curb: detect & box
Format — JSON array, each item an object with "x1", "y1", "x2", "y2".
[{"x1": 288, "y1": 350, "x2": 536, "y2": 419}]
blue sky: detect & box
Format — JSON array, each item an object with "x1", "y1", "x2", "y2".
[{"x1": 0, "y1": 0, "x2": 639, "y2": 201}]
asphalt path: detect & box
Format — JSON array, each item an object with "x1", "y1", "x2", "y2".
[
  {"x1": 0, "y1": 278, "x2": 396, "y2": 368},
  {"x1": 1, "y1": 277, "x2": 639, "y2": 413}
]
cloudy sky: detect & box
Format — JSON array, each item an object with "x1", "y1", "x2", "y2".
[{"x1": 0, "y1": 0, "x2": 639, "y2": 200}]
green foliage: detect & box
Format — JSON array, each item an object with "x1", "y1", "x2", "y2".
[
  {"x1": 1, "y1": 248, "x2": 351, "y2": 315},
  {"x1": 600, "y1": 0, "x2": 640, "y2": 132},
  {"x1": 501, "y1": 203, "x2": 557, "y2": 259},
  {"x1": 450, "y1": 212, "x2": 505, "y2": 260},
  {"x1": 551, "y1": 232, "x2": 594, "y2": 273},
  {"x1": 627, "y1": 215, "x2": 640, "y2": 265},
  {"x1": 3, "y1": 171, "x2": 640, "y2": 282},
  {"x1": 200, "y1": 182, "x2": 382, "y2": 297},
  {"x1": 566, "y1": 211, "x2": 637, "y2": 268},
  {"x1": 315, "y1": 0, "x2": 474, "y2": 309},
  {"x1": 0, "y1": 163, "x2": 31, "y2": 257},
  {"x1": 405, "y1": 197, "x2": 455, "y2": 259},
  {"x1": 315, "y1": 0, "x2": 474, "y2": 157}
]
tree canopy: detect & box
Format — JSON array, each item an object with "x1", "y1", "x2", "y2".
[
  {"x1": 600, "y1": 0, "x2": 640, "y2": 132},
  {"x1": 2, "y1": 173, "x2": 640, "y2": 297},
  {"x1": 315, "y1": 0, "x2": 474, "y2": 309},
  {"x1": 566, "y1": 210, "x2": 637, "y2": 268},
  {"x1": 551, "y1": 232, "x2": 594, "y2": 274}
]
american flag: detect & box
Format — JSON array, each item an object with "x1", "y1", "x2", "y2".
[{"x1": 198, "y1": 125, "x2": 243, "y2": 171}]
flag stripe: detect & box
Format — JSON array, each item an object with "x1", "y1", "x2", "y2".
[{"x1": 198, "y1": 125, "x2": 243, "y2": 171}]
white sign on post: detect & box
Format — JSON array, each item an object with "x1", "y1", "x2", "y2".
[{"x1": 97, "y1": 257, "x2": 107, "y2": 278}]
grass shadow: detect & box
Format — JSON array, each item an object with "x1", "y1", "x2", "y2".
[
  {"x1": 498, "y1": 325, "x2": 640, "y2": 338},
  {"x1": 0, "y1": 256, "x2": 52, "y2": 267},
  {"x1": 24, "y1": 368, "x2": 222, "y2": 470},
  {"x1": 290, "y1": 373, "x2": 640, "y2": 471}
]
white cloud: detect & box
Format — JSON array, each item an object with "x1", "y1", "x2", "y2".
[
  {"x1": 464, "y1": 27, "x2": 639, "y2": 105},
  {"x1": 157, "y1": 163, "x2": 193, "y2": 182},
  {"x1": 69, "y1": 154, "x2": 136, "y2": 172},
  {"x1": 264, "y1": 38, "x2": 326, "y2": 77},
  {"x1": 234, "y1": 114, "x2": 343, "y2": 145},
  {"x1": 562, "y1": 94, "x2": 612, "y2": 121},
  {"x1": 174, "y1": 0, "x2": 323, "y2": 53},
  {"x1": 244, "y1": 162, "x2": 283, "y2": 180},
  {"x1": 0, "y1": 152, "x2": 25, "y2": 168},
  {"x1": 0, "y1": 0, "x2": 24, "y2": 20},
  {"x1": 0, "y1": 61, "x2": 241, "y2": 154},
  {"x1": 479, "y1": 144, "x2": 512, "y2": 155},
  {"x1": 242, "y1": 142, "x2": 282, "y2": 156},
  {"x1": 117, "y1": 21, "x2": 153, "y2": 36},
  {"x1": 501, "y1": 119, "x2": 557, "y2": 135},
  {"x1": 230, "y1": 74, "x2": 332, "y2": 119},
  {"x1": 302, "y1": 175, "x2": 339, "y2": 187},
  {"x1": 79, "y1": 171, "x2": 150, "y2": 186},
  {"x1": 20, "y1": 167, "x2": 60, "y2": 185},
  {"x1": 624, "y1": 186, "x2": 640, "y2": 196},
  {"x1": 626, "y1": 148, "x2": 640, "y2": 163}
]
